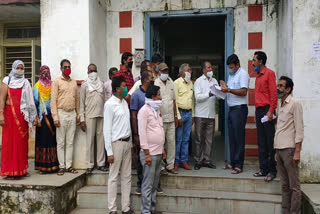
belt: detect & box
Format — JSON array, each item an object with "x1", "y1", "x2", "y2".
[
  {"x1": 256, "y1": 105, "x2": 270, "y2": 109},
  {"x1": 179, "y1": 108, "x2": 192, "y2": 112},
  {"x1": 117, "y1": 137, "x2": 130, "y2": 142},
  {"x1": 229, "y1": 104, "x2": 247, "y2": 111}
]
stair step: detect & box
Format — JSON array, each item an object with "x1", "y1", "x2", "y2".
[
  {"x1": 87, "y1": 172, "x2": 281, "y2": 195},
  {"x1": 76, "y1": 186, "x2": 282, "y2": 213},
  {"x1": 70, "y1": 208, "x2": 184, "y2": 214}
]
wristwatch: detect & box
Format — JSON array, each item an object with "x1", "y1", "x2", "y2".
[{"x1": 228, "y1": 88, "x2": 231, "y2": 93}]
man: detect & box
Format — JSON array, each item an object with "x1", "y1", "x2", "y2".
[
  {"x1": 174, "y1": 63, "x2": 194, "y2": 171},
  {"x1": 130, "y1": 71, "x2": 153, "y2": 195},
  {"x1": 252, "y1": 51, "x2": 278, "y2": 181},
  {"x1": 193, "y1": 61, "x2": 218, "y2": 170},
  {"x1": 274, "y1": 76, "x2": 303, "y2": 214},
  {"x1": 220, "y1": 54, "x2": 250, "y2": 174},
  {"x1": 115, "y1": 52, "x2": 134, "y2": 91},
  {"x1": 51, "y1": 59, "x2": 80, "y2": 175},
  {"x1": 128, "y1": 60, "x2": 152, "y2": 96},
  {"x1": 104, "y1": 76, "x2": 135, "y2": 214},
  {"x1": 104, "y1": 67, "x2": 117, "y2": 101},
  {"x1": 155, "y1": 63, "x2": 178, "y2": 174},
  {"x1": 151, "y1": 53, "x2": 163, "y2": 80},
  {"x1": 138, "y1": 84, "x2": 166, "y2": 214},
  {"x1": 80, "y1": 64, "x2": 107, "y2": 174}
]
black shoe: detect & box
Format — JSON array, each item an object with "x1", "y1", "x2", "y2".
[
  {"x1": 135, "y1": 187, "x2": 141, "y2": 195},
  {"x1": 157, "y1": 186, "x2": 164, "y2": 194},
  {"x1": 122, "y1": 209, "x2": 135, "y2": 214},
  {"x1": 194, "y1": 163, "x2": 201, "y2": 170},
  {"x1": 202, "y1": 163, "x2": 216, "y2": 169},
  {"x1": 151, "y1": 211, "x2": 163, "y2": 214}
]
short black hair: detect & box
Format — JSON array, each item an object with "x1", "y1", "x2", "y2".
[
  {"x1": 109, "y1": 67, "x2": 118, "y2": 77},
  {"x1": 60, "y1": 59, "x2": 71, "y2": 68},
  {"x1": 201, "y1": 61, "x2": 211, "y2": 72},
  {"x1": 112, "y1": 76, "x2": 126, "y2": 93},
  {"x1": 88, "y1": 63, "x2": 97, "y2": 70},
  {"x1": 141, "y1": 70, "x2": 150, "y2": 84},
  {"x1": 279, "y1": 76, "x2": 294, "y2": 94},
  {"x1": 146, "y1": 84, "x2": 160, "y2": 99},
  {"x1": 151, "y1": 53, "x2": 163, "y2": 64},
  {"x1": 254, "y1": 51, "x2": 267, "y2": 65},
  {"x1": 140, "y1": 60, "x2": 150, "y2": 75},
  {"x1": 121, "y1": 52, "x2": 133, "y2": 65},
  {"x1": 226, "y1": 54, "x2": 240, "y2": 66}
]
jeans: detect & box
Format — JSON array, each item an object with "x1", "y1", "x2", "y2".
[{"x1": 175, "y1": 110, "x2": 192, "y2": 164}]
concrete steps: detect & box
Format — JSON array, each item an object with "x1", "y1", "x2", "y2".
[{"x1": 71, "y1": 208, "x2": 185, "y2": 214}]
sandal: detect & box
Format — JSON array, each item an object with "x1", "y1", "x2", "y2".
[
  {"x1": 39, "y1": 171, "x2": 47, "y2": 175},
  {"x1": 231, "y1": 168, "x2": 243, "y2": 174},
  {"x1": 24, "y1": 172, "x2": 31, "y2": 177},
  {"x1": 223, "y1": 164, "x2": 233, "y2": 170},
  {"x1": 67, "y1": 167, "x2": 78, "y2": 174},
  {"x1": 97, "y1": 166, "x2": 108, "y2": 172},
  {"x1": 4, "y1": 176, "x2": 16, "y2": 180},
  {"x1": 160, "y1": 169, "x2": 168, "y2": 175},
  {"x1": 264, "y1": 173, "x2": 276, "y2": 182},
  {"x1": 253, "y1": 171, "x2": 266, "y2": 177},
  {"x1": 57, "y1": 168, "x2": 65, "y2": 176},
  {"x1": 86, "y1": 168, "x2": 94, "y2": 174}
]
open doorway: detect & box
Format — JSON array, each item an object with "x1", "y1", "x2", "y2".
[{"x1": 145, "y1": 9, "x2": 234, "y2": 163}]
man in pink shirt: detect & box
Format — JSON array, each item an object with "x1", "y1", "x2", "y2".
[{"x1": 138, "y1": 84, "x2": 166, "y2": 214}]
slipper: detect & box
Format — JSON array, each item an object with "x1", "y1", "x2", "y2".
[
  {"x1": 86, "y1": 168, "x2": 94, "y2": 174},
  {"x1": 24, "y1": 172, "x2": 31, "y2": 177},
  {"x1": 57, "y1": 168, "x2": 65, "y2": 176},
  {"x1": 231, "y1": 168, "x2": 242, "y2": 174},
  {"x1": 4, "y1": 176, "x2": 15, "y2": 180},
  {"x1": 264, "y1": 173, "x2": 276, "y2": 182},
  {"x1": 160, "y1": 169, "x2": 168, "y2": 175},
  {"x1": 97, "y1": 166, "x2": 108, "y2": 172},
  {"x1": 67, "y1": 167, "x2": 78, "y2": 174},
  {"x1": 39, "y1": 171, "x2": 47, "y2": 175},
  {"x1": 223, "y1": 164, "x2": 233, "y2": 170},
  {"x1": 253, "y1": 171, "x2": 266, "y2": 177}
]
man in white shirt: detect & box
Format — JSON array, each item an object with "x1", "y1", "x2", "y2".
[
  {"x1": 103, "y1": 76, "x2": 135, "y2": 214},
  {"x1": 220, "y1": 54, "x2": 250, "y2": 174},
  {"x1": 193, "y1": 61, "x2": 218, "y2": 170}
]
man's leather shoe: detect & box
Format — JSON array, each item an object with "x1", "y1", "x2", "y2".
[
  {"x1": 181, "y1": 162, "x2": 192, "y2": 170},
  {"x1": 202, "y1": 163, "x2": 216, "y2": 169},
  {"x1": 173, "y1": 163, "x2": 179, "y2": 172},
  {"x1": 194, "y1": 163, "x2": 201, "y2": 170},
  {"x1": 122, "y1": 209, "x2": 135, "y2": 214}
]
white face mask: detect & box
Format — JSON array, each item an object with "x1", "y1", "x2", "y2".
[
  {"x1": 160, "y1": 73, "x2": 168, "y2": 81},
  {"x1": 207, "y1": 71, "x2": 213, "y2": 78},
  {"x1": 184, "y1": 72, "x2": 191, "y2": 83},
  {"x1": 88, "y1": 72, "x2": 98, "y2": 80},
  {"x1": 146, "y1": 98, "x2": 162, "y2": 111},
  {"x1": 229, "y1": 69, "x2": 236, "y2": 75}
]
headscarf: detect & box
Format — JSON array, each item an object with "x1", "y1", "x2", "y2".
[
  {"x1": 86, "y1": 72, "x2": 103, "y2": 93},
  {"x1": 3, "y1": 60, "x2": 37, "y2": 129},
  {"x1": 39, "y1": 65, "x2": 52, "y2": 87}
]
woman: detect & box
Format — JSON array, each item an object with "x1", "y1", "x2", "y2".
[
  {"x1": 33, "y1": 65, "x2": 59, "y2": 174},
  {"x1": 0, "y1": 60, "x2": 37, "y2": 179}
]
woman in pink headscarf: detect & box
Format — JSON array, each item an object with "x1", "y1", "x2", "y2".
[{"x1": 33, "y1": 65, "x2": 59, "y2": 174}]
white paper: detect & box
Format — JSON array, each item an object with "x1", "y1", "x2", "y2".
[
  {"x1": 311, "y1": 42, "x2": 320, "y2": 58},
  {"x1": 261, "y1": 114, "x2": 277, "y2": 123},
  {"x1": 210, "y1": 85, "x2": 227, "y2": 100}
]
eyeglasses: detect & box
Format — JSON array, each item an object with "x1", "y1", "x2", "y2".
[{"x1": 277, "y1": 84, "x2": 286, "y2": 88}]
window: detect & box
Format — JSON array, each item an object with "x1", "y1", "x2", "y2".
[{"x1": 6, "y1": 27, "x2": 41, "y2": 39}]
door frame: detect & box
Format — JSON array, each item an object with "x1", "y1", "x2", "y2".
[{"x1": 145, "y1": 8, "x2": 234, "y2": 163}]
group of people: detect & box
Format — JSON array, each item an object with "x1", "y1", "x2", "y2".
[{"x1": 0, "y1": 50, "x2": 304, "y2": 214}]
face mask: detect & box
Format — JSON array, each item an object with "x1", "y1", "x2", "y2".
[
  {"x1": 254, "y1": 66, "x2": 260, "y2": 73},
  {"x1": 147, "y1": 99, "x2": 162, "y2": 111},
  {"x1": 229, "y1": 69, "x2": 236, "y2": 75},
  {"x1": 128, "y1": 61, "x2": 133, "y2": 69},
  {"x1": 15, "y1": 70, "x2": 24, "y2": 77},
  {"x1": 277, "y1": 89, "x2": 285, "y2": 99},
  {"x1": 115, "y1": 87, "x2": 128, "y2": 98},
  {"x1": 184, "y1": 72, "x2": 191, "y2": 83},
  {"x1": 160, "y1": 73, "x2": 168, "y2": 81},
  {"x1": 64, "y1": 69, "x2": 71, "y2": 76},
  {"x1": 207, "y1": 71, "x2": 213, "y2": 78},
  {"x1": 88, "y1": 72, "x2": 97, "y2": 80}
]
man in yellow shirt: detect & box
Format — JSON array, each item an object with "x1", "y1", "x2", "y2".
[{"x1": 174, "y1": 63, "x2": 194, "y2": 171}]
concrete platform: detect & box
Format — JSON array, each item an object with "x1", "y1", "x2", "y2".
[{"x1": 302, "y1": 184, "x2": 320, "y2": 214}]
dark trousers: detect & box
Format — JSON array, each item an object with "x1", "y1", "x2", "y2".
[
  {"x1": 228, "y1": 105, "x2": 248, "y2": 170},
  {"x1": 276, "y1": 148, "x2": 301, "y2": 214},
  {"x1": 136, "y1": 145, "x2": 143, "y2": 189},
  {"x1": 255, "y1": 105, "x2": 277, "y2": 175}
]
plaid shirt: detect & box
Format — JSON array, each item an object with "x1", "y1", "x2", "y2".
[{"x1": 116, "y1": 65, "x2": 134, "y2": 91}]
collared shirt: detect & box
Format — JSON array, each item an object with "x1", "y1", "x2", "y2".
[
  {"x1": 51, "y1": 76, "x2": 80, "y2": 122},
  {"x1": 103, "y1": 95, "x2": 131, "y2": 156},
  {"x1": 130, "y1": 86, "x2": 146, "y2": 112},
  {"x1": 154, "y1": 78, "x2": 175, "y2": 122},
  {"x1": 174, "y1": 77, "x2": 194, "y2": 119},
  {"x1": 194, "y1": 75, "x2": 218, "y2": 119},
  {"x1": 138, "y1": 104, "x2": 165, "y2": 156},
  {"x1": 128, "y1": 80, "x2": 141, "y2": 96},
  {"x1": 227, "y1": 67, "x2": 250, "y2": 107},
  {"x1": 255, "y1": 67, "x2": 278, "y2": 113},
  {"x1": 274, "y1": 95, "x2": 304, "y2": 149},
  {"x1": 80, "y1": 81, "x2": 105, "y2": 122},
  {"x1": 104, "y1": 80, "x2": 112, "y2": 101},
  {"x1": 115, "y1": 65, "x2": 134, "y2": 90},
  {"x1": 134, "y1": 76, "x2": 141, "y2": 83}
]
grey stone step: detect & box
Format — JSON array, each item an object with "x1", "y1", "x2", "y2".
[
  {"x1": 76, "y1": 186, "x2": 282, "y2": 214},
  {"x1": 87, "y1": 172, "x2": 281, "y2": 195},
  {"x1": 70, "y1": 208, "x2": 185, "y2": 214}
]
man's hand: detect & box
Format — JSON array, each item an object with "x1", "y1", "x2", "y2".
[
  {"x1": 178, "y1": 119, "x2": 183, "y2": 128},
  {"x1": 134, "y1": 134, "x2": 140, "y2": 147},
  {"x1": 209, "y1": 91, "x2": 214, "y2": 97},
  {"x1": 174, "y1": 117, "x2": 178, "y2": 128},
  {"x1": 80, "y1": 121, "x2": 86, "y2": 132},
  {"x1": 54, "y1": 120, "x2": 61, "y2": 128},
  {"x1": 267, "y1": 111, "x2": 273, "y2": 122},
  {"x1": 145, "y1": 154, "x2": 152, "y2": 166},
  {"x1": 192, "y1": 117, "x2": 195, "y2": 125},
  {"x1": 108, "y1": 155, "x2": 114, "y2": 164},
  {"x1": 162, "y1": 150, "x2": 167, "y2": 161},
  {"x1": 0, "y1": 112, "x2": 5, "y2": 126},
  {"x1": 293, "y1": 151, "x2": 300, "y2": 165},
  {"x1": 76, "y1": 115, "x2": 81, "y2": 125}
]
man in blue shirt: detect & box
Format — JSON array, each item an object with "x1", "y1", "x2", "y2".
[{"x1": 220, "y1": 54, "x2": 250, "y2": 174}]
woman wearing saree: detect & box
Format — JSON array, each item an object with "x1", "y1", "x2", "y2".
[
  {"x1": 0, "y1": 60, "x2": 37, "y2": 179},
  {"x1": 33, "y1": 65, "x2": 59, "y2": 174}
]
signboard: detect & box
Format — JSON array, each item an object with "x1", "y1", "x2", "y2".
[{"x1": 134, "y1": 49, "x2": 145, "y2": 66}]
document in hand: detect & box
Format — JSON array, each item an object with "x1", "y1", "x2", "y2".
[
  {"x1": 261, "y1": 114, "x2": 277, "y2": 123},
  {"x1": 210, "y1": 85, "x2": 227, "y2": 100}
]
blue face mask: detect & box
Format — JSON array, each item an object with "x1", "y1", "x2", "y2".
[{"x1": 254, "y1": 66, "x2": 260, "y2": 73}]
